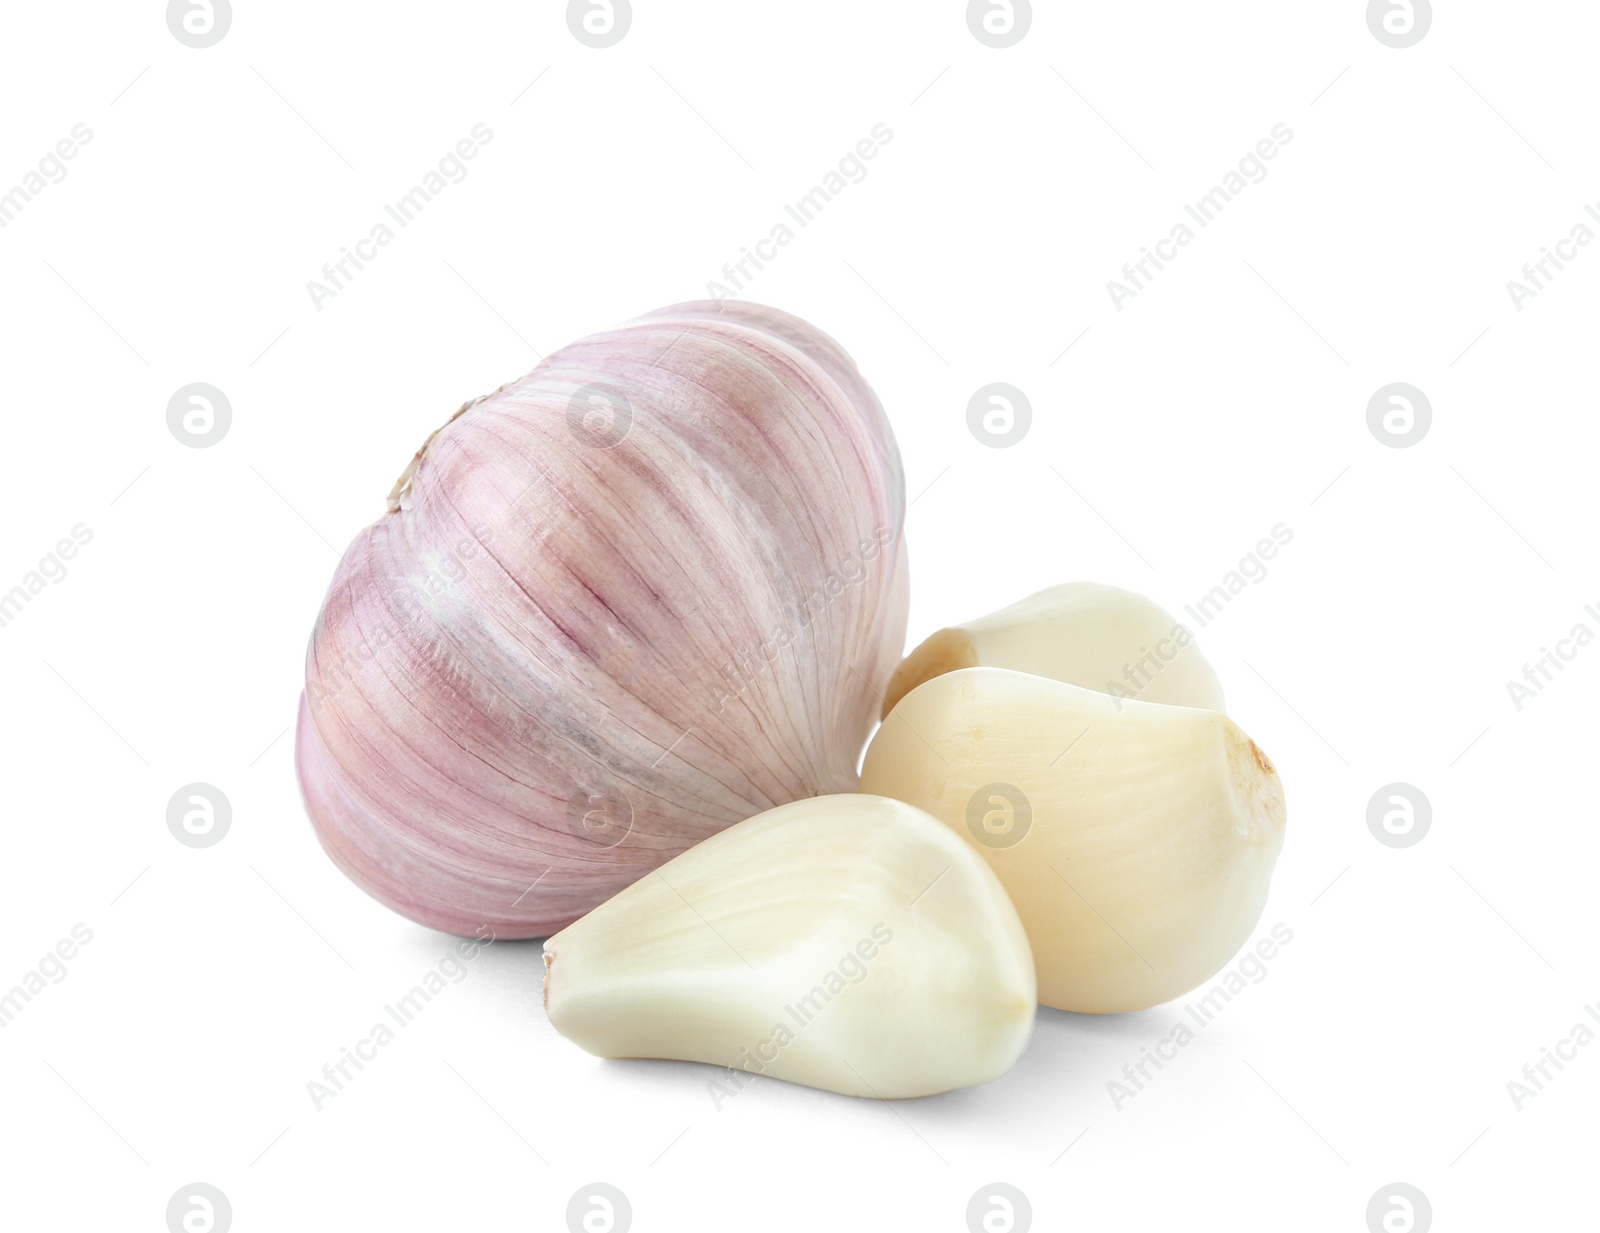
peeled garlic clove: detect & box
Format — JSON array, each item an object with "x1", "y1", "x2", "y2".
[
  {"x1": 543, "y1": 794, "x2": 1036, "y2": 1099},
  {"x1": 296, "y1": 302, "x2": 908, "y2": 938},
  {"x1": 860, "y1": 668, "x2": 1285, "y2": 1013},
  {"x1": 882, "y1": 581, "x2": 1224, "y2": 718}
]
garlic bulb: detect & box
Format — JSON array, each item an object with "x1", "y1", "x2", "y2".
[
  {"x1": 860, "y1": 668, "x2": 1285, "y2": 1012},
  {"x1": 543, "y1": 794, "x2": 1036, "y2": 1099},
  {"x1": 295, "y1": 302, "x2": 908, "y2": 937},
  {"x1": 883, "y1": 582, "x2": 1224, "y2": 717}
]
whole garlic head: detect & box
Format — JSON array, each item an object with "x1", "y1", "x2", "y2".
[{"x1": 295, "y1": 302, "x2": 909, "y2": 938}]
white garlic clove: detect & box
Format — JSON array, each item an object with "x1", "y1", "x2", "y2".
[
  {"x1": 860, "y1": 668, "x2": 1285, "y2": 1013},
  {"x1": 882, "y1": 581, "x2": 1224, "y2": 718},
  {"x1": 543, "y1": 794, "x2": 1036, "y2": 1099},
  {"x1": 296, "y1": 302, "x2": 908, "y2": 938}
]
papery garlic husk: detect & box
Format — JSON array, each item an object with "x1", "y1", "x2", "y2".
[
  {"x1": 860, "y1": 668, "x2": 1285, "y2": 1013},
  {"x1": 295, "y1": 302, "x2": 908, "y2": 938},
  {"x1": 882, "y1": 582, "x2": 1224, "y2": 718},
  {"x1": 542, "y1": 794, "x2": 1036, "y2": 1098}
]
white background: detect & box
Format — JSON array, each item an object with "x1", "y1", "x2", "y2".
[{"x1": 1, "y1": 1, "x2": 1595, "y2": 1230}]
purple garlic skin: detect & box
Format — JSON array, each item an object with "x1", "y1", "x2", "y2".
[{"x1": 295, "y1": 302, "x2": 909, "y2": 938}]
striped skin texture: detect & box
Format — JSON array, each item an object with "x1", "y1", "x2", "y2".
[{"x1": 295, "y1": 302, "x2": 909, "y2": 938}]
